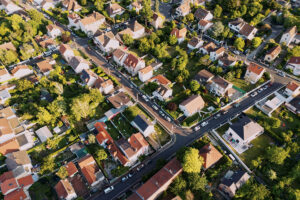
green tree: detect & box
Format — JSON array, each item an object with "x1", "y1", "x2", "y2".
[
  {"x1": 123, "y1": 34, "x2": 134, "y2": 46},
  {"x1": 187, "y1": 173, "x2": 207, "y2": 191},
  {"x1": 252, "y1": 37, "x2": 262, "y2": 48},
  {"x1": 37, "y1": 107, "x2": 54, "y2": 125},
  {"x1": 88, "y1": 134, "x2": 96, "y2": 144},
  {"x1": 56, "y1": 166, "x2": 68, "y2": 179},
  {"x1": 15, "y1": 79, "x2": 34, "y2": 92},
  {"x1": 40, "y1": 156, "x2": 56, "y2": 174},
  {"x1": 266, "y1": 146, "x2": 289, "y2": 165},
  {"x1": 234, "y1": 37, "x2": 245, "y2": 51},
  {"x1": 155, "y1": 0, "x2": 159, "y2": 13},
  {"x1": 139, "y1": 37, "x2": 151, "y2": 53},
  {"x1": 214, "y1": 4, "x2": 222, "y2": 18},
  {"x1": 182, "y1": 147, "x2": 203, "y2": 173},
  {"x1": 96, "y1": 149, "x2": 107, "y2": 160},
  {"x1": 169, "y1": 35, "x2": 177, "y2": 45},
  {"x1": 141, "y1": 0, "x2": 153, "y2": 25},
  {"x1": 209, "y1": 21, "x2": 224, "y2": 38},
  {"x1": 81, "y1": 0, "x2": 86, "y2": 5},
  {"x1": 0, "y1": 49, "x2": 18, "y2": 65},
  {"x1": 94, "y1": 0, "x2": 104, "y2": 11},
  {"x1": 186, "y1": 13, "x2": 194, "y2": 22},
  {"x1": 267, "y1": 169, "x2": 277, "y2": 180},
  {"x1": 170, "y1": 176, "x2": 187, "y2": 195},
  {"x1": 236, "y1": 182, "x2": 270, "y2": 200},
  {"x1": 190, "y1": 80, "x2": 200, "y2": 92}
]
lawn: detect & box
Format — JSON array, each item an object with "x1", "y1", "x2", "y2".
[
  {"x1": 216, "y1": 123, "x2": 230, "y2": 136},
  {"x1": 111, "y1": 114, "x2": 137, "y2": 138},
  {"x1": 29, "y1": 176, "x2": 57, "y2": 200},
  {"x1": 151, "y1": 125, "x2": 171, "y2": 146},
  {"x1": 123, "y1": 105, "x2": 153, "y2": 121},
  {"x1": 240, "y1": 134, "x2": 274, "y2": 166},
  {"x1": 105, "y1": 121, "x2": 122, "y2": 140},
  {"x1": 230, "y1": 78, "x2": 256, "y2": 92}
]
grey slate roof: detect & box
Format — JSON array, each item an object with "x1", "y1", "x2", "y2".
[{"x1": 132, "y1": 114, "x2": 151, "y2": 132}]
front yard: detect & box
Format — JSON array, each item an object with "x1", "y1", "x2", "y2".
[{"x1": 111, "y1": 114, "x2": 138, "y2": 138}]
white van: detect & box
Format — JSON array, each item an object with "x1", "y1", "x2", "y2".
[{"x1": 104, "y1": 186, "x2": 114, "y2": 194}]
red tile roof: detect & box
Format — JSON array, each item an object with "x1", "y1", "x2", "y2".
[
  {"x1": 129, "y1": 133, "x2": 149, "y2": 150},
  {"x1": 95, "y1": 122, "x2": 114, "y2": 145},
  {"x1": 55, "y1": 179, "x2": 75, "y2": 199},
  {"x1": 286, "y1": 81, "x2": 299, "y2": 92},
  {"x1": 17, "y1": 175, "x2": 34, "y2": 188},
  {"x1": 170, "y1": 28, "x2": 187, "y2": 39},
  {"x1": 288, "y1": 56, "x2": 300, "y2": 65},
  {"x1": 247, "y1": 62, "x2": 264, "y2": 75},
  {"x1": 78, "y1": 155, "x2": 100, "y2": 185},
  {"x1": 149, "y1": 75, "x2": 171, "y2": 86},
  {"x1": 124, "y1": 54, "x2": 140, "y2": 68},
  {"x1": 65, "y1": 162, "x2": 78, "y2": 177},
  {"x1": 0, "y1": 138, "x2": 20, "y2": 155},
  {"x1": 0, "y1": 171, "x2": 14, "y2": 182},
  {"x1": 4, "y1": 189, "x2": 27, "y2": 200},
  {"x1": 139, "y1": 66, "x2": 153, "y2": 74},
  {"x1": 128, "y1": 158, "x2": 182, "y2": 200},
  {"x1": 107, "y1": 142, "x2": 129, "y2": 166},
  {"x1": 0, "y1": 177, "x2": 18, "y2": 195},
  {"x1": 199, "y1": 144, "x2": 223, "y2": 169}
]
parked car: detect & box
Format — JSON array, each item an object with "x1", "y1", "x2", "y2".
[
  {"x1": 234, "y1": 103, "x2": 240, "y2": 108},
  {"x1": 250, "y1": 91, "x2": 258, "y2": 97},
  {"x1": 201, "y1": 121, "x2": 208, "y2": 127},
  {"x1": 137, "y1": 164, "x2": 144, "y2": 171},
  {"x1": 152, "y1": 105, "x2": 158, "y2": 110},
  {"x1": 104, "y1": 186, "x2": 114, "y2": 194},
  {"x1": 194, "y1": 126, "x2": 200, "y2": 131},
  {"x1": 122, "y1": 176, "x2": 128, "y2": 182}
]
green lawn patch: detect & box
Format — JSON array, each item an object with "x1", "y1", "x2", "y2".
[
  {"x1": 123, "y1": 105, "x2": 153, "y2": 121},
  {"x1": 29, "y1": 176, "x2": 57, "y2": 200},
  {"x1": 151, "y1": 125, "x2": 171, "y2": 146},
  {"x1": 105, "y1": 121, "x2": 122, "y2": 140},
  {"x1": 216, "y1": 123, "x2": 230, "y2": 136},
  {"x1": 230, "y1": 78, "x2": 256, "y2": 92},
  {"x1": 112, "y1": 114, "x2": 137, "y2": 138},
  {"x1": 240, "y1": 134, "x2": 274, "y2": 166}
]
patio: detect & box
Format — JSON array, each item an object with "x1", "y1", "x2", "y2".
[{"x1": 222, "y1": 133, "x2": 252, "y2": 154}]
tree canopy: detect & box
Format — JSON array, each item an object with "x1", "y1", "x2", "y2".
[{"x1": 182, "y1": 147, "x2": 203, "y2": 173}]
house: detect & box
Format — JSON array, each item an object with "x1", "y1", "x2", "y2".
[
  {"x1": 112, "y1": 48, "x2": 128, "y2": 66},
  {"x1": 0, "y1": 172, "x2": 18, "y2": 195},
  {"x1": 41, "y1": 0, "x2": 55, "y2": 10},
  {"x1": 39, "y1": 38, "x2": 57, "y2": 50},
  {"x1": 69, "y1": 56, "x2": 89, "y2": 74},
  {"x1": 36, "y1": 59, "x2": 54, "y2": 76},
  {"x1": 106, "y1": 3, "x2": 125, "y2": 18},
  {"x1": 285, "y1": 95, "x2": 300, "y2": 115},
  {"x1": 123, "y1": 54, "x2": 145, "y2": 76},
  {"x1": 15, "y1": 132, "x2": 35, "y2": 151},
  {"x1": 151, "y1": 13, "x2": 164, "y2": 29},
  {"x1": 78, "y1": 155, "x2": 105, "y2": 186},
  {"x1": 65, "y1": 162, "x2": 78, "y2": 178},
  {"x1": 127, "y1": 158, "x2": 182, "y2": 200},
  {"x1": 46, "y1": 24, "x2": 62, "y2": 38},
  {"x1": 198, "y1": 19, "x2": 213, "y2": 32},
  {"x1": 225, "y1": 114, "x2": 264, "y2": 145},
  {"x1": 59, "y1": 44, "x2": 74, "y2": 62},
  {"x1": 153, "y1": 85, "x2": 173, "y2": 101},
  {"x1": 94, "y1": 31, "x2": 119, "y2": 53},
  {"x1": 188, "y1": 36, "x2": 204, "y2": 50},
  {"x1": 5, "y1": 151, "x2": 32, "y2": 173},
  {"x1": 284, "y1": 81, "x2": 300, "y2": 97},
  {"x1": 138, "y1": 66, "x2": 153, "y2": 82},
  {"x1": 244, "y1": 62, "x2": 265, "y2": 84},
  {"x1": 95, "y1": 122, "x2": 113, "y2": 147},
  {"x1": 218, "y1": 53, "x2": 237, "y2": 68},
  {"x1": 194, "y1": 8, "x2": 213, "y2": 21},
  {"x1": 68, "y1": 13, "x2": 81, "y2": 29},
  {"x1": 228, "y1": 18, "x2": 257, "y2": 40},
  {"x1": 107, "y1": 142, "x2": 129, "y2": 166},
  {"x1": 199, "y1": 144, "x2": 223, "y2": 169},
  {"x1": 0, "y1": 138, "x2": 19, "y2": 155},
  {"x1": 264, "y1": 45, "x2": 281, "y2": 62},
  {"x1": 63, "y1": 0, "x2": 82, "y2": 12},
  {"x1": 210, "y1": 46, "x2": 225, "y2": 61},
  {"x1": 280, "y1": 26, "x2": 297, "y2": 45},
  {"x1": 286, "y1": 56, "x2": 300, "y2": 76},
  {"x1": 170, "y1": 28, "x2": 187, "y2": 44},
  {"x1": 80, "y1": 69, "x2": 98, "y2": 87},
  {"x1": 107, "y1": 91, "x2": 133, "y2": 109},
  {"x1": 11, "y1": 65, "x2": 33, "y2": 79},
  {"x1": 131, "y1": 115, "x2": 154, "y2": 137},
  {"x1": 179, "y1": 95, "x2": 205, "y2": 117},
  {"x1": 0, "y1": 113, "x2": 16, "y2": 143},
  {"x1": 55, "y1": 179, "x2": 77, "y2": 200},
  {"x1": 199, "y1": 42, "x2": 217, "y2": 54},
  {"x1": 0, "y1": 0, "x2": 21, "y2": 15},
  {"x1": 4, "y1": 189, "x2": 28, "y2": 200},
  {"x1": 0, "y1": 42, "x2": 16, "y2": 51},
  {"x1": 209, "y1": 76, "x2": 233, "y2": 96},
  {"x1": 292, "y1": 33, "x2": 300, "y2": 44},
  {"x1": 119, "y1": 21, "x2": 145, "y2": 39},
  {"x1": 94, "y1": 77, "x2": 114, "y2": 94},
  {"x1": 0, "y1": 68, "x2": 12, "y2": 83},
  {"x1": 35, "y1": 126, "x2": 53, "y2": 143},
  {"x1": 129, "y1": 1, "x2": 143, "y2": 12},
  {"x1": 117, "y1": 133, "x2": 149, "y2": 166},
  {"x1": 195, "y1": 69, "x2": 214, "y2": 83},
  {"x1": 219, "y1": 170, "x2": 250, "y2": 198},
  {"x1": 176, "y1": 1, "x2": 190, "y2": 17},
  {"x1": 149, "y1": 75, "x2": 171, "y2": 86},
  {"x1": 79, "y1": 12, "x2": 105, "y2": 35}
]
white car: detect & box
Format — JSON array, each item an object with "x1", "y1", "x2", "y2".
[
  {"x1": 250, "y1": 92, "x2": 258, "y2": 97},
  {"x1": 121, "y1": 176, "x2": 128, "y2": 182},
  {"x1": 104, "y1": 186, "x2": 114, "y2": 194},
  {"x1": 194, "y1": 126, "x2": 200, "y2": 131},
  {"x1": 201, "y1": 121, "x2": 208, "y2": 127}
]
